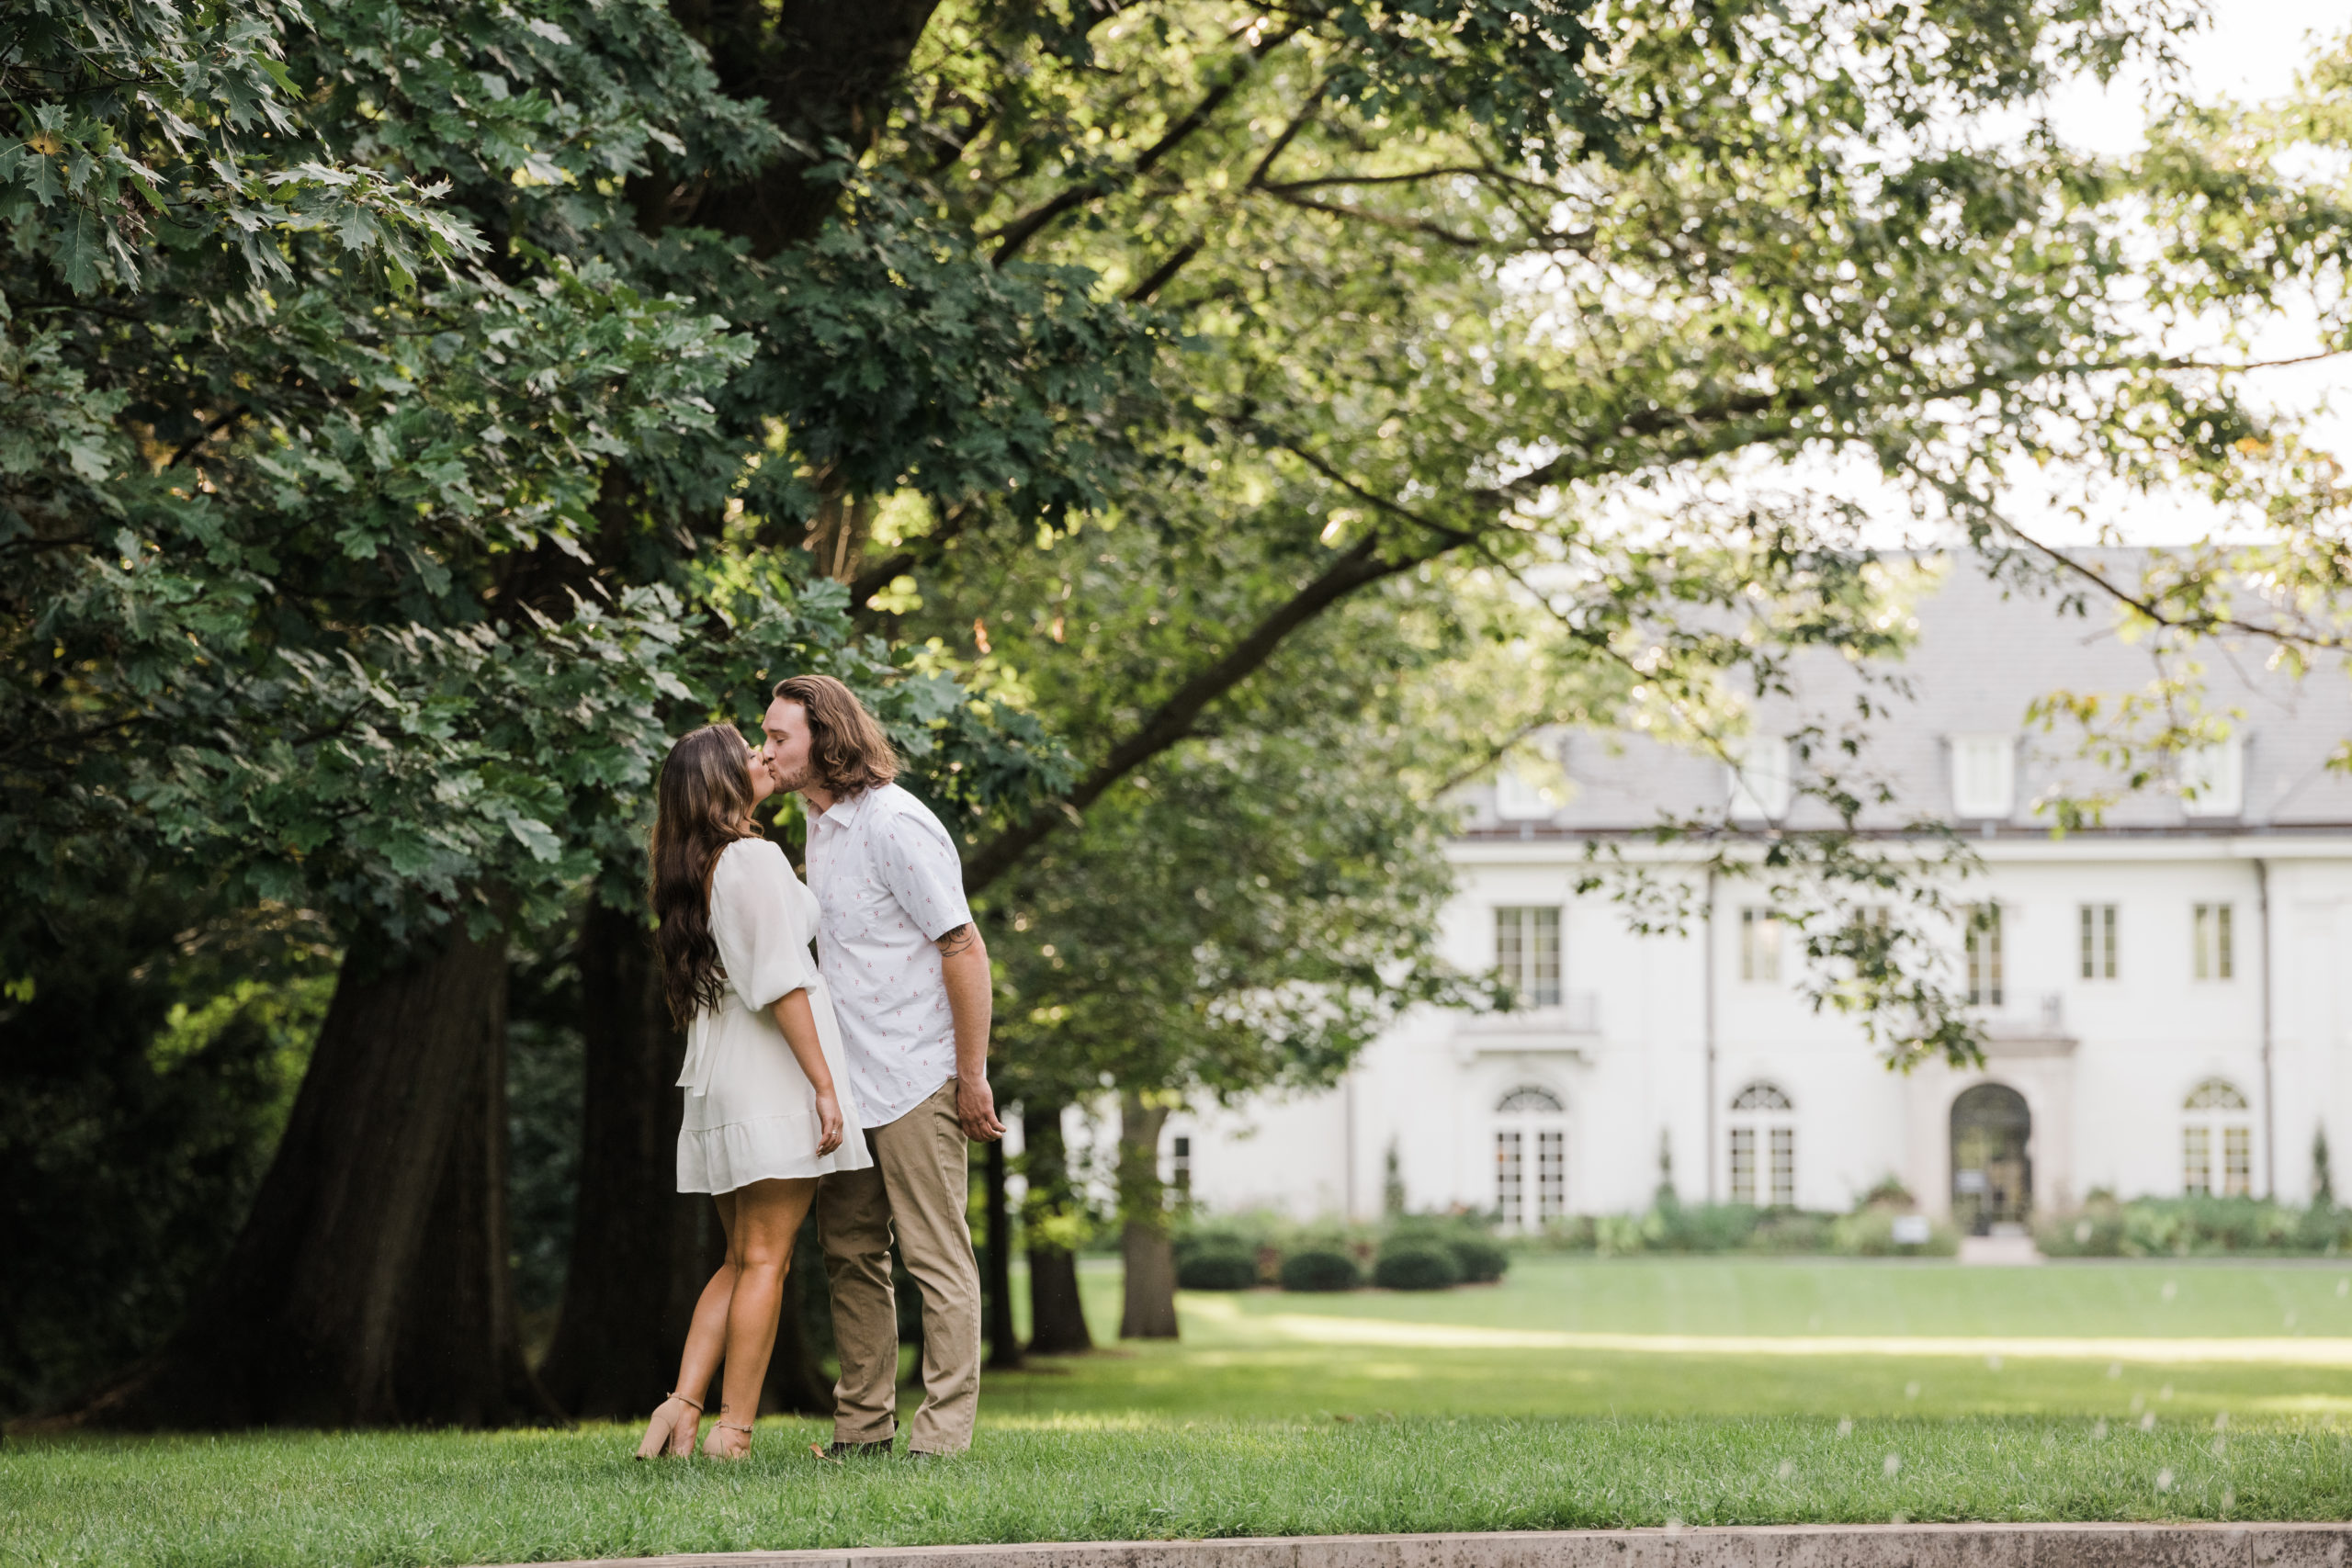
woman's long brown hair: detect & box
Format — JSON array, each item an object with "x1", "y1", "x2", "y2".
[{"x1": 650, "y1": 724, "x2": 761, "y2": 1026}]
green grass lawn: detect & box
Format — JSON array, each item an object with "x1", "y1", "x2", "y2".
[
  {"x1": 979, "y1": 1256, "x2": 2352, "y2": 1423},
  {"x1": 8, "y1": 1257, "x2": 2352, "y2": 1568}
]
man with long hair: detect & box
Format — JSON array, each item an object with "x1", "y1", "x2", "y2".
[{"x1": 763, "y1": 674, "x2": 1003, "y2": 1460}]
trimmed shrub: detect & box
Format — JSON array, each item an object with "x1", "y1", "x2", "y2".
[
  {"x1": 1176, "y1": 1247, "x2": 1259, "y2": 1291},
  {"x1": 1750, "y1": 1211, "x2": 1838, "y2": 1254},
  {"x1": 1443, "y1": 1234, "x2": 1511, "y2": 1283},
  {"x1": 1374, "y1": 1242, "x2": 1463, "y2": 1291},
  {"x1": 1279, "y1": 1247, "x2": 1363, "y2": 1292},
  {"x1": 1832, "y1": 1208, "x2": 1959, "y2": 1257}
]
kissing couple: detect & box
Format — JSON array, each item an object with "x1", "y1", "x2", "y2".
[{"x1": 632, "y1": 674, "x2": 1003, "y2": 1462}]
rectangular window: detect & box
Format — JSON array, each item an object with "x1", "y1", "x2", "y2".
[
  {"x1": 1537, "y1": 1130, "x2": 1566, "y2": 1221},
  {"x1": 1729, "y1": 1127, "x2": 1757, "y2": 1205},
  {"x1": 1740, "y1": 908, "x2": 1782, "y2": 983},
  {"x1": 1769, "y1": 1127, "x2": 1796, "y2": 1208},
  {"x1": 1170, "y1": 1135, "x2": 1192, "y2": 1201},
  {"x1": 2223, "y1": 1126, "x2": 2252, "y2": 1198},
  {"x1": 2078, "y1": 904, "x2": 2117, "y2": 980},
  {"x1": 2183, "y1": 1125, "x2": 2211, "y2": 1196},
  {"x1": 1951, "y1": 735, "x2": 2018, "y2": 819},
  {"x1": 1496, "y1": 1131, "x2": 1524, "y2": 1225},
  {"x1": 1966, "y1": 905, "x2": 2004, "y2": 1006},
  {"x1": 2194, "y1": 903, "x2": 2234, "y2": 980},
  {"x1": 1495, "y1": 907, "x2": 1563, "y2": 1006}
]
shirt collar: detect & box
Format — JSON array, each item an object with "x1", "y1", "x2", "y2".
[{"x1": 809, "y1": 784, "x2": 877, "y2": 834}]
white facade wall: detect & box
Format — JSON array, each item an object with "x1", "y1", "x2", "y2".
[{"x1": 1169, "y1": 837, "x2": 2352, "y2": 1224}]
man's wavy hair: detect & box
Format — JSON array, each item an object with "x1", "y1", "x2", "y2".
[
  {"x1": 772, "y1": 673, "x2": 899, "y2": 796},
  {"x1": 649, "y1": 724, "x2": 762, "y2": 1026}
]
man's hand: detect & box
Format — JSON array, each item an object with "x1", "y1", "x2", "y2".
[
  {"x1": 936, "y1": 920, "x2": 998, "y2": 1140},
  {"x1": 956, "y1": 1073, "x2": 1006, "y2": 1142}
]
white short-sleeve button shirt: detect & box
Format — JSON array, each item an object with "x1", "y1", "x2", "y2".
[{"x1": 804, "y1": 782, "x2": 974, "y2": 1129}]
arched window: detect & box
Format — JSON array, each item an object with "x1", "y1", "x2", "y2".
[
  {"x1": 2183, "y1": 1078, "x2": 2252, "y2": 1197},
  {"x1": 1495, "y1": 1085, "x2": 1566, "y2": 1230},
  {"x1": 1728, "y1": 1080, "x2": 1795, "y2": 1207}
]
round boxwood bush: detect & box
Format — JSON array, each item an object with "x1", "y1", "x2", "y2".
[
  {"x1": 1442, "y1": 1234, "x2": 1510, "y2": 1284},
  {"x1": 1278, "y1": 1247, "x2": 1363, "y2": 1292},
  {"x1": 1373, "y1": 1242, "x2": 1463, "y2": 1291},
  {"x1": 1176, "y1": 1247, "x2": 1259, "y2": 1291}
]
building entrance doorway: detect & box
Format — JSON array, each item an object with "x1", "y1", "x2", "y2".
[{"x1": 1951, "y1": 1083, "x2": 2031, "y2": 1234}]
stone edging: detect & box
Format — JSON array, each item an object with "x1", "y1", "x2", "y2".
[{"x1": 511, "y1": 1523, "x2": 2352, "y2": 1568}]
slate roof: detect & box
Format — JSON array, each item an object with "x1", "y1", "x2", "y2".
[{"x1": 1464, "y1": 552, "x2": 2352, "y2": 839}]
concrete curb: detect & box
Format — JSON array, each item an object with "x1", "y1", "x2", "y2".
[{"x1": 512, "y1": 1524, "x2": 2352, "y2": 1568}]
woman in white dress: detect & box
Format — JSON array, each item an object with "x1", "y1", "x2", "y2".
[{"x1": 633, "y1": 723, "x2": 872, "y2": 1461}]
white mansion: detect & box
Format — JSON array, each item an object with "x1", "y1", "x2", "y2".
[{"x1": 1163, "y1": 558, "x2": 2352, "y2": 1228}]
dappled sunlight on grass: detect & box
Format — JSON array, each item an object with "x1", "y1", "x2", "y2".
[{"x1": 12, "y1": 1258, "x2": 2352, "y2": 1567}]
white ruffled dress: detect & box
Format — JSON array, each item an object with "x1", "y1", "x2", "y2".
[{"x1": 675, "y1": 838, "x2": 873, "y2": 1193}]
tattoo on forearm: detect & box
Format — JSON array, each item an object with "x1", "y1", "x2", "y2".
[{"x1": 936, "y1": 922, "x2": 978, "y2": 957}]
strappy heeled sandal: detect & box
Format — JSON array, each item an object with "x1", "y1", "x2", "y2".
[
  {"x1": 703, "y1": 1418, "x2": 754, "y2": 1461},
  {"x1": 633, "y1": 1391, "x2": 704, "y2": 1461}
]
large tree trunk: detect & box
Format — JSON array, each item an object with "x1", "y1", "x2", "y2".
[
  {"x1": 982, "y1": 1135, "x2": 1023, "y2": 1370},
  {"x1": 538, "y1": 900, "x2": 835, "y2": 1419},
  {"x1": 536, "y1": 902, "x2": 706, "y2": 1416},
  {"x1": 1023, "y1": 1099, "x2": 1092, "y2": 1354},
  {"x1": 73, "y1": 924, "x2": 548, "y2": 1427},
  {"x1": 1117, "y1": 1092, "x2": 1178, "y2": 1341},
  {"x1": 390, "y1": 974, "x2": 559, "y2": 1426}
]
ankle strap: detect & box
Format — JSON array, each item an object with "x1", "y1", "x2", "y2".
[
  {"x1": 716, "y1": 1420, "x2": 753, "y2": 1435},
  {"x1": 665, "y1": 1391, "x2": 704, "y2": 1414}
]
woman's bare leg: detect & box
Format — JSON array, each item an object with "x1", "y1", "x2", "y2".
[
  {"x1": 635, "y1": 1190, "x2": 738, "y2": 1459},
  {"x1": 703, "y1": 1177, "x2": 819, "y2": 1459}
]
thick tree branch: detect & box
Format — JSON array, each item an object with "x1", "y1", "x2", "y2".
[
  {"x1": 961, "y1": 533, "x2": 1428, "y2": 892},
  {"x1": 1125, "y1": 237, "x2": 1204, "y2": 302},
  {"x1": 1263, "y1": 188, "x2": 1485, "y2": 247},
  {"x1": 988, "y1": 27, "x2": 1297, "y2": 267},
  {"x1": 846, "y1": 502, "x2": 974, "y2": 607}
]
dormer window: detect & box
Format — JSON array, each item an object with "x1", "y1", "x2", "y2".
[
  {"x1": 1949, "y1": 734, "x2": 2016, "y2": 820},
  {"x1": 2178, "y1": 736, "x2": 2245, "y2": 818},
  {"x1": 1726, "y1": 736, "x2": 1792, "y2": 822}
]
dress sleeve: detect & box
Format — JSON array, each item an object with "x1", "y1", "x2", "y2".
[{"x1": 708, "y1": 840, "x2": 818, "y2": 1013}]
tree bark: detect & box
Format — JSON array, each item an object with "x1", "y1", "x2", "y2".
[
  {"x1": 390, "y1": 973, "x2": 560, "y2": 1426},
  {"x1": 1117, "y1": 1092, "x2": 1178, "y2": 1340},
  {"x1": 1022, "y1": 1099, "x2": 1092, "y2": 1354},
  {"x1": 536, "y1": 901, "x2": 707, "y2": 1416},
  {"x1": 72, "y1": 924, "x2": 542, "y2": 1427},
  {"x1": 538, "y1": 900, "x2": 836, "y2": 1419},
  {"x1": 982, "y1": 1135, "x2": 1023, "y2": 1369}
]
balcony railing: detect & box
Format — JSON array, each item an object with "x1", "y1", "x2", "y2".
[{"x1": 1458, "y1": 990, "x2": 1600, "y2": 1042}]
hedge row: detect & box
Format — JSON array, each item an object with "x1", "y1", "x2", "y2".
[{"x1": 1173, "y1": 1223, "x2": 1510, "y2": 1293}]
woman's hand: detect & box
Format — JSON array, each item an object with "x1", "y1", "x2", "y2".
[
  {"x1": 813, "y1": 1088, "x2": 844, "y2": 1156},
  {"x1": 770, "y1": 987, "x2": 846, "y2": 1156}
]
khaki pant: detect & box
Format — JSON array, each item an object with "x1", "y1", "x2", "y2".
[{"x1": 817, "y1": 1077, "x2": 979, "y2": 1453}]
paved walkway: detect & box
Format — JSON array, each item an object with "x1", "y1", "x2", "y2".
[{"x1": 514, "y1": 1523, "x2": 2352, "y2": 1568}]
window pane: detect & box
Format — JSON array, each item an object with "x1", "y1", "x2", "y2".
[
  {"x1": 1532, "y1": 907, "x2": 1562, "y2": 1007},
  {"x1": 2079, "y1": 905, "x2": 2094, "y2": 980},
  {"x1": 1770, "y1": 1126, "x2": 1795, "y2": 1208},
  {"x1": 1968, "y1": 906, "x2": 2003, "y2": 1006},
  {"x1": 2223, "y1": 1126, "x2": 2252, "y2": 1197},
  {"x1": 1496, "y1": 1131, "x2": 1523, "y2": 1225},
  {"x1": 2218, "y1": 903, "x2": 2233, "y2": 980},
  {"x1": 1496, "y1": 908, "x2": 1524, "y2": 991},
  {"x1": 1729, "y1": 1127, "x2": 1757, "y2": 1205},
  {"x1": 1742, "y1": 908, "x2": 1781, "y2": 983},
  {"x1": 2102, "y1": 904, "x2": 2118, "y2": 978},
  {"x1": 1537, "y1": 1130, "x2": 1566, "y2": 1220},
  {"x1": 2183, "y1": 1125, "x2": 2211, "y2": 1196}
]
